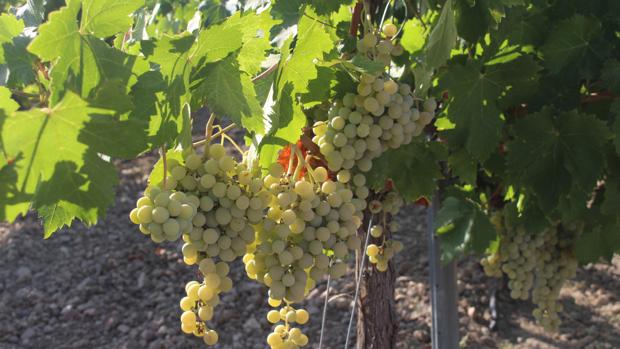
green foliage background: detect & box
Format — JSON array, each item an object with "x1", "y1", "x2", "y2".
[{"x1": 0, "y1": 0, "x2": 619, "y2": 265}]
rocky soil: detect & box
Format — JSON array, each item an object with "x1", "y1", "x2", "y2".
[{"x1": 1, "y1": 155, "x2": 619, "y2": 349}]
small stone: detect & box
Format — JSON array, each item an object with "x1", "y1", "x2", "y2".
[
  {"x1": 16, "y1": 266, "x2": 32, "y2": 281},
  {"x1": 20, "y1": 328, "x2": 35, "y2": 343},
  {"x1": 118, "y1": 324, "x2": 131, "y2": 333},
  {"x1": 243, "y1": 316, "x2": 260, "y2": 330}
]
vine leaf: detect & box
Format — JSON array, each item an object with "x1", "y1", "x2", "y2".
[
  {"x1": 195, "y1": 54, "x2": 265, "y2": 136},
  {"x1": 80, "y1": 0, "x2": 143, "y2": 38},
  {"x1": 400, "y1": 19, "x2": 426, "y2": 56},
  {"x1": 440, "y1": 56, "x2": 540, "y2": 160},
  {"x1": 28, "y1": 0, "x2": 145, "y2": 105},
  {"x1": 189, "y1": 17, "x2": 243, "y2": 65},
  {"x1": 439, "y1": 61, "x2": 503, "y2": 160},
  {"x1": 602, "y1": 59, "x2": 620, "y2": 94},
  {"x1": 259, "y1": 82, "x2": 306, "y2": 172},
  {"x1": 0, "y1": 13, "x2": 24, "y2": 64},
  {"x1": 258, "y1": 10, "x2": 335, "y2": 171},
  {"x1": 426, "y1": 0, "x2": 457, "y2": 68},
  {"x1": 1, "y1": 92, "x2": 118, "y2": 237},
  {"x1": 540, "y1": 15, "x2": 602, "y2": 74},
  {"x1": 506, "y1": 108, "x2": 610, "y2": 214},
  {"x1": 226, "y1": 11, "x2": 281, "y2": 76},
  {"x1": 0, "y1": 86, "x2": 24, "y2": 222},
  {"x1": 576, "y1": 205, "x2": 620, "y2": 264},
  {"x1": 366, "y1": 140, "x2": 446, "y2": 201},
  {"x1": 435, "y1": 197, "x2": 496, "y2": 262},
  {"x1": 277, "y1": 9, "x2": 334, "y2": 96}
]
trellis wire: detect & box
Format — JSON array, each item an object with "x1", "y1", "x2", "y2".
[
  {"x1": 343, "y1": 216, "x2": 374, "y2": 348},
  {"x1": 318, "y1": 272, "x2": 332, "y2": 349}
]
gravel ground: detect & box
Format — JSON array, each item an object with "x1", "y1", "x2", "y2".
[{"x1": 1, "y1": 155, "x2": 619, "y2": 349}]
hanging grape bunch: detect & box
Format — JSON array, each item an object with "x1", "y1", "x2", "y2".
[
  {"x1": 481, "y1": 214, "x2": 579, "y2": 331},
  {"x1": 312, "y1": 23, "x2": 433, "y2": 272},
  {"x1": 128, "y1": 121, "x2": 271, "y2": 345},
  {"x1": 313, "y1": 23, "x2": 437, "y2": 175},
  {"x1": 242, "y1": 144, "x2": 365, "y2": 348}
]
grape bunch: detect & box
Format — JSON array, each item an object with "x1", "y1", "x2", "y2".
[
  {"x1": 179, "y1": 261, "x2": 230, "y2": 346},
  {"x1": 130, "y1": 141, "x2": 271, "y2": 345},
  {"x1": 129, "y1": 186, "x2": 199, "y2": 243},
  {"x1": 482, "y1": 224, "x2": 543, "y2": 300},
  {"x1": 531, "y1": 228, "x2": 578, "y2": 331},
  {"x1": 266, "y1": 301, "x2": 310, "y2": 349},
  {"x1": 313, "y1": 27, "x2": 437, "y2": 174},
  {"x1": 167, "y1": 144, "x2": 268, "y2": 266},
  {"x1": 364, "y1": 191, "x2": 405, "y2": 271},
  {"x1": 244, "y1": 162, "x2": 363, "y2": 303},
  {"x1": 481, "y1": 216, "x2": 579, "y2": 331},
  {"x1": 366, "y1": 238, "x2": 403, "y2": 271}
]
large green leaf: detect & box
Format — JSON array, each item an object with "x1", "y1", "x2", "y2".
[
  {"x1": 28, "y1": 0, "x2": 145, "y2": 105},
  {"x1": 440, "y1": 55, "x2": 540, "y2": 160},
  {"x1": 4, "y1": 36, "x2": 37, "y2": 87},
  {"x1": 224, "y1": 11, "x2": 280, "y2": 76},
  {"x1": 400, "y1": 19, "x2": 427, "y2": 56},
  {"x1": 258, "y1": 82, "x2": 306, "y2": 172},
  {"x1": 195, "y1": 54, "x2": 265, "y2": 136},
  {"x1": 540, "y1": 15, "x2": 602, "y2": 74},
  {"x1": 506, "y1": 108, "x2": 610, "y2": 214},
  {"x1": 0, "y1": 13, "x2": 24, "y2": 64},
  {"x1": 189, "y1": 16, "x2": 244, "y2": 65},
  {"x1": 80, "y1": 0, "x2": 143, "y2": 38},
  {"x1": 435, "y1": 196, "x2": 496, "y2": 262},
  {"x1": 1, "y1": 92, "x2": 117, "y2": 237},
  {"x1": 439, "y1": 61, "x2": 503, "y2": 160},
  {"x1": 426, "y1": 0, "x2": 457, "y2": 68},
  {"x1": 277, "y1": 9, "x2": 334, "y2": 95},
  {"x1": 602, "y1": 59, "x2": 620, "y2": 94},
  {"x1": 366, "y1": 140, "x2": 446, "y2": 201},
  {"x1": 0, "y1": 86, "x2": 24, "y2": 221}
]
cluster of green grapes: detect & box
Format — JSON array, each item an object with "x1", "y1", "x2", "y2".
[
  {"x1": 129, "y1": 186, "x2": 199, "y2": 243},
  {"x1": 481, "y1": 225, "x2": 543, "y2": 300},
  {"x1": 130, "y1": 143, "x2": 271, "y2": 345},
  {"x1": 531, "y1": 228, "x2": 578, "y2": 331},
  {"x1": 266, "y1": 300, "x2": 310, "y2": 349},
  {"x1": 241, "y1": 160, "x2": 365, "y2": 346},
  {"x1": 365, "y1": 192, "x2": 405, "y2": 271},
  {"x1": 311, "y1": 25, "x2": 434, "y2": 272},
  {"x1": 357, "y1": 23, "x2": 403, "y2": 65},
  {"x1": 179, "y1": 258, "x2": 232, "y2": 344},
  {"x1": 313, "y1": 26, "x2": 437, "y2": 174},
  {"x1": 171, "y1": 144, "x2": 269, "y2": 267},
  {"x1": 481, "y1": 216, "x2": 579, "y2": 331}
]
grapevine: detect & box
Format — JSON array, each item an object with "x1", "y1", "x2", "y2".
[{"x1": 1, "y1": 0, "x2": 620, "y2": 347}]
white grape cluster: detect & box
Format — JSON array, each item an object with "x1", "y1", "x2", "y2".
[
  {"x1": 366, "y1": 238, "x2": 404, "y2": 272},
  {"x1": 312, "y1": 80, "x2": 435, "y2": 174},
  {"x1": 313, "y1": 26, "x2": 436, "y2": 174},
  {"x1": 357, "y1": 23, "x2": 403, "y2": 65},
  {"x1": 364, "y1": 192, "x2": 405, "y2": 271},
  {"x1": 170, "y1": 144, "x2": 268, "y2": 266},
  {"x1": 243, "y1": 163, "x2": 363, "y2": 303},
  {"x1": 130, "y1": 144, "x2": 270, "y2": 346},
  {"x1": 481, "y1": 217, "x2": 579, "y2": 331},
  {"x1": 484, "y1": 225, "x2": 543, "y2": 300},
  {"x1": 531, "y1": 228, "x2": 578, "y2": 331},
  {"x1": 265, "y1": 300, "x2": 310, "y2": 349},
  {"x1": 179, "y1": 259, "x2": 232, "y2": 345},
  {"x1": 129, "y1": 187, "x2": 199, "y2": 243}
]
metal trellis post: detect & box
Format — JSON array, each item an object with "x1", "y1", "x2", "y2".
[{"x1": 427, "y1": 193, "x2": 459, "y2": 349}]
